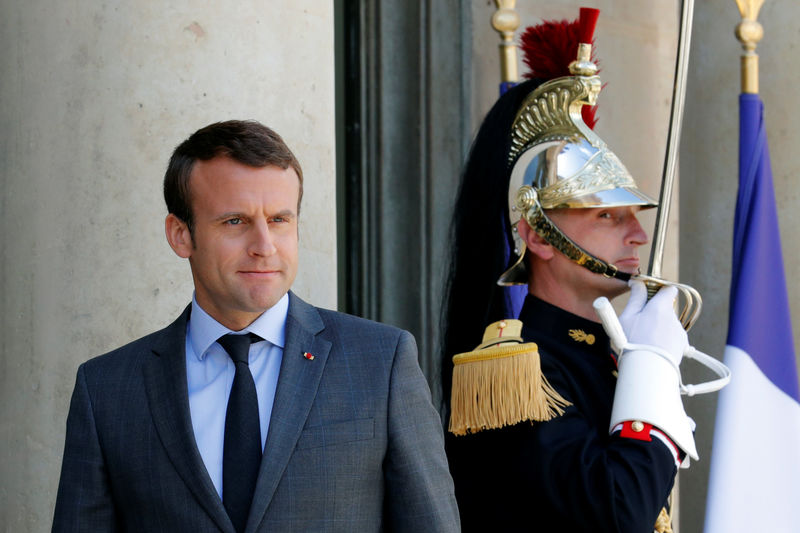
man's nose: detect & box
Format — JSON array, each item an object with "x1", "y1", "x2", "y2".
[
  {"x1": 249, "y1": 219, "x2": 277, "y2": 256},
  {"x1": 627, "y1": 213, "x2": 649, "y2": 246}
]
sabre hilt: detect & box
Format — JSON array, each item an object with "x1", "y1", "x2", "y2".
[
  {"x1": 634, "y1": 274, "x2": 703, "y2": 332},
  {"x1": 592, "y1": 296, "x2": 729, "y2": 396}
]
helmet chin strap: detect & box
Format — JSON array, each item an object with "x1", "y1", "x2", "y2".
[{"x1": 516, "y1": 185, "x2": 632, "y2": 283}]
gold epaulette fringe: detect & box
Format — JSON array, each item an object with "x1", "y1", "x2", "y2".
[
  {"x1": 448, "y1": 320, "x2": 571, "y2": 436},
  {"x1": 654, "y1": 506, "x2": 673, "y2": 533}
]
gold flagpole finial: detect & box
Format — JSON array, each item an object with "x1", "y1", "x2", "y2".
[
  {"x1": 735, "y1": 0, "x2": 765, "y2": 94},
  {"x1": 492, "y1": 0, "x2": 520, "y2": 84}
]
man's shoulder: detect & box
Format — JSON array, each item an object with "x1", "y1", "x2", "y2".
[
  {"x1": 316, "y1": 308, "x2": 414, "y2": 352},
  {"x1": 317, "y1": 307, "x2": 403, "y2": 333},
  {"x1": 290, "y1": 293, "x2": 408, "y2": 339},
  {"x1": 288, "y1": 299, "x2": 418, "y2": 378},
  {"x1": 86, "y1": 329, "x2": 162, "y2": 363},
  {"x1": 79, "y1": 306, "x2": 189, "y2": 374},
  {"x1": 292, "y1": 300, "x2": 414, "y2": 356}
]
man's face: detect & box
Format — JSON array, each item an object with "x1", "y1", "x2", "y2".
[
  {"x1": 546, "y1": 205, "x2": 649, "y2": 299},
  {"x1": 167, "y1": 156, "x2": 300, "y2": 330}
]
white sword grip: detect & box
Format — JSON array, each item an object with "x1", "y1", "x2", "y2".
[{"x1": 593, "y1": 297, "x2": 627, "y2": 354}]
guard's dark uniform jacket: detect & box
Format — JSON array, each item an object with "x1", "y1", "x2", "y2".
[{"x1": 446, "y1": 295, "x2": 677, "y2": 533}]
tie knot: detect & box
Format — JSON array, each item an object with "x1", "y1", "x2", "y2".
[{"x1": 217, "y1": 333, "x2": 263, "y2": 365}]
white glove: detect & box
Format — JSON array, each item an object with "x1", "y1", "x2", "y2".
[
  {"x1": 595, "y1": 282, "x2": 698, "y2": 462},
  {"x1": 618, "y1": 281, "x2": 688, "y2": 366}
]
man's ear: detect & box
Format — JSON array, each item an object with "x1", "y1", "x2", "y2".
[
  {"x1": 517, "y1": 218, "x2": 554, "y2": 261},
  {"x1": 165, "y1": 214, "x2": 193, "y2": 258}
]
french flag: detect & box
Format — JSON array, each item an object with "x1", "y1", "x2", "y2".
[{"x1": 704, "y1": 94, "x2": 800, "y2": 532}]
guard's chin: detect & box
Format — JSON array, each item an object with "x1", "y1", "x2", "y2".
[{"x1": 604, "y1": 278, "x2": 631, "y2": 299}]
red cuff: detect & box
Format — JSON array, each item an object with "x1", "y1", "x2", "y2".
[
  {"x1": 619, "y1": 420, "x2": 653, "y2": 441},
  {"x1": 612, "y1": 422, "x2": 683, "y2": 468}
]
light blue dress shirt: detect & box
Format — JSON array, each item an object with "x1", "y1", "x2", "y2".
[{"x1": 185, "y1": 293, "x2": 288, "y2": 499}]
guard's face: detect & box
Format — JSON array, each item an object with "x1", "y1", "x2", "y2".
[
  {"x1": 547, "y1": 205, "x2": 648, "y2": 298},
  {"x1": 167, "y1": 156, "x2": 299, "y2": 330}
]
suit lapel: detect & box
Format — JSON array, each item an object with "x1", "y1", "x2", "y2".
[
  {"x1": 143, "y1": 306, "x2": 234, "y2": 533},
  {"x1": 246, "y1": 293, "x2": 332, "y2": 532}
]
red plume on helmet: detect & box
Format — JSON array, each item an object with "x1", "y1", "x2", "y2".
[{"x1": 520, "y1": 7, "x2": 600, "y2": 129}]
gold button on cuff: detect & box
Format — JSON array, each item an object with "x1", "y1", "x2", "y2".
[{"x1": 631, "y1": 421, "x2": 645, "y2": 433}]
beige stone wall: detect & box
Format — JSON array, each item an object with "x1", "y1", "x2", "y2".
[{"x1": 0, "y1": 2, "x2": 335, "y2": 529}]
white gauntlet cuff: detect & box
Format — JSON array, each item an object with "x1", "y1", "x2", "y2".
[{"x1": 609, "y1": 347, "x2": 698, "y2": 461}]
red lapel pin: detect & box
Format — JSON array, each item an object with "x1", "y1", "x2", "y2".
[{"x1": 303, "y1": 352, "x2": 315, "y2": 361}]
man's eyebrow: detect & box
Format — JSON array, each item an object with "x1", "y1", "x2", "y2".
[
  {"x1": 210, "y1": 209, "x2": 297, "y2": 223},
  {"x1": 271, "y1": 209, "x2": 296, "y2": 219},
  {"x1": 212, "y1": 212, "x2": 246, "y2": 222}
]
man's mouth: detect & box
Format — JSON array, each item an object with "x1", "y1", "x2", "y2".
[
  {"x1": 239, "y1": 269, "x2": 281, "y2": 277},
  {"x1": 613, "y1": 257, "x2": 640, "y2": 271}
]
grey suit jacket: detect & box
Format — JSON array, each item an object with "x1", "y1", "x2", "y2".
[{"x1": 52, "y1": 292, "x2": 459, "y2": 532}]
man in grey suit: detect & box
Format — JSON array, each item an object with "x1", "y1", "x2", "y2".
[{"x1": 52, "y1": 120, "x2": 459, "y2": 532}]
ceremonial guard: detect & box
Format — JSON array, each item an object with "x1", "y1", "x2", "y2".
[{"x1": 441, "y1": 8, "x2": 710, "y2": 532}]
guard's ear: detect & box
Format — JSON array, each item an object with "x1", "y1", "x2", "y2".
[
  {"x1": 517, "y1": 218, "x2": 555, "y2": 261},
  {"x1": 165, "y1": 214, "x2": 193, "y2": 258}
]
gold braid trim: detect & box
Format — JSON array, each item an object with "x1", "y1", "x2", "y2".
[
  {"x1": 449, "y1": 342, "x2": 571, "y2": 436},
  {"x1": 654, "y1": 506, "x2": 673, "y2": 533}
]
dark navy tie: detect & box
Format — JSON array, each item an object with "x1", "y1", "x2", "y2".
[{"x1": 217, "y1": 333, "x2": 263, "y2": 533}]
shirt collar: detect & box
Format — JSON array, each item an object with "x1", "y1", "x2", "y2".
[{"x1": 188, "y1": 292, "x2": 290, "y2": 361}]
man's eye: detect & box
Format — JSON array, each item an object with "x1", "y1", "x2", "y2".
[
  {"x1": 226, "y1": 218, "x2": 242, "y2": 225},
  {"x1": 598, "y1": 212, "x2": 611, "y2": 219}
]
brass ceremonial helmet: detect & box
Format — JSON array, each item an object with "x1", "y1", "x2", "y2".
[{"x1": 499, "y1": 24, "x2": 657, "y2": 286}]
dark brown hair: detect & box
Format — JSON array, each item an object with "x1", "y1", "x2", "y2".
[{"x1": 163, "y1": 120, "x2": 303, "y2": 234}]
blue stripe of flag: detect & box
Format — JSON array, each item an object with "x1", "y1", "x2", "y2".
[{"x1": 727, "y1": 93, "x2": 798, "y2": 401}]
